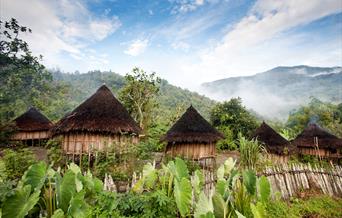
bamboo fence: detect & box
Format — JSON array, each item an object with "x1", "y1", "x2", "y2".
[
  {"x1": 260, "y1": 164, "x2": 342, "y2": 199},
  {"x1": 103, "y1": 163, "x2": 342, "y2": 199}
]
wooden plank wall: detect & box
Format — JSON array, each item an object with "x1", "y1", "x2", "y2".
[
  {"x1": 11, "y1": 131, "x2": 50, "y2": 140},
  {"x1": 61, "y1": 133, "x2": 139, "y2": 154},
  {"x1": 298, "y1": 147, "x2": 342, "y2": 159},
  {"x1": 166, "y1": 143, "x2": 216, "y2": 159}
]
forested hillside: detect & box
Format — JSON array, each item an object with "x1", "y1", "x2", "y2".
[{"x1": 50, "y1": 70, "x2": 216, "y2": 122}]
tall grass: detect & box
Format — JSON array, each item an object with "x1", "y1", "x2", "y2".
[{"x1": 238, "y1": 134, "x2": 264, "y2": 170}]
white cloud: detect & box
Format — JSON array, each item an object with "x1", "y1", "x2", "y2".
[
  {"x1": 181, "y1": 0, "x2": 342, "y2": 85},
  {"x1": 124, "y1": 39, "x2": 149, "y2": 56},
  {"x1": 172, "y1": 41, "x2": 190, "y2": 51},
  {"x1": 1, "y1": 0, "x2": 121, "y2": 67},
  {"x1": 170, "y1": 0, "x2": 208, "y2": 14}
]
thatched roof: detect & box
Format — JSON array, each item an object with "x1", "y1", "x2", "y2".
[
  {"x1": 52, "y1": 85, "x2": 141, "y2": 135},
  {"x1": 13, "y1": 107, "x2": 53, "y2": 131},
  {"x1": 293, "y1": 123, "x2": 342, "y2": 149},
  {"x1": 162, "y1": 106, "x2": 224, "y2": 143},
  {"x1": 252, "y1": 121, "x2": 295, "y2": 155}
]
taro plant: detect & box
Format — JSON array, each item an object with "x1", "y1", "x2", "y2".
[
  {"x1": 132, "y1": 157, "x2": 271, "y2": 218},
  {"x1": 0, "y1": 161, "x2": 113, "y2": 218}
]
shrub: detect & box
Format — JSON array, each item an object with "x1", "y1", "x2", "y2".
[
  {"x1": 1, "y1": 148, "x2": 37, "y2": 181},
  {"x1": 238, "y1": 134, "x2": 264, "y2": 170}
]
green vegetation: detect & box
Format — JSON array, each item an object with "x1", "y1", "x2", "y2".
[
  {"x1": 2, "y1": 157, "x2": 340, "y2": 218},
  {"x1": 1, "y1": 17, "x2": 342, "y2": 218},
  {"x1": 286, "y1": 97, "x2": 342, "y2": 137},
  {"x1": 118, "y1": 68, "x2": 161, "y2": 131},
  {"x1": 238, "y1": 134, "x2": 265, "y2": 170},
  {"x1": 0, "y1": 158, "x2": 271, "y2": 218},
  {"x1": 210, "y1": 98, "x2": 259, "y2": 150},
  {"x1": 0, "y1": 148, "x2": 37, "y2": 181},
  {"x1": 266, "y1": 195, "x2": 342, "y2": 218}
]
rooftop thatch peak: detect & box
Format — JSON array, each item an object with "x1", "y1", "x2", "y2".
[
  {"x1": 13, "y1": 107, "x2": 53, "y2": 131},
  {"x1": 293, "y1": 123, "x2": 341, "y2": 148},
  {"x1": 52, "y1": 84, "x2": 141, "y2": 135},
  {"x1": 252, "y1": 121, "x2": 294, "y2": 154},
  {"x1": 162, "y1": 105, "x2": 224, "y2": 143}
]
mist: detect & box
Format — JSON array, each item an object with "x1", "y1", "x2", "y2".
[{"x1": 197, "y1": 66, "x2": 342, "y2": 121}]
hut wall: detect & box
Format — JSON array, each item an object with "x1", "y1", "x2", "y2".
[
  {"x1": 61, "y1": 133, "x2": 139, "y2": 154},
  {"x1": 298, "y1": 147, "x2": 331, "y2": 157},
  {"x1": 166, "y1": 142, "x2": 216, "y2": 159},
  {"x1": 266, "y1": 153, "x2": 289, "y2": 164},
  {"x1": 11, "y1": 131, "x2": 50, "y2": 140}
]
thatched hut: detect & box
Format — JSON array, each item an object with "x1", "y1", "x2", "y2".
[
  {"x1": 52, "y1": 85, "x2": 141, "y2": 155},
  {"x1": 293, "y1": 123, "x2": 342, "y2": 159},
  {"x1": 11, "y1": 107, "x2": 53, "y2": 145},
  {"x1": 161, "y1": 106, "x2": 224, "y2": 161},
  {"x1": 252, "y1": 122, "x2": 295, "y2": 162}
]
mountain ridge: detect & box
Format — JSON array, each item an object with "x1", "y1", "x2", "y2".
[{"x1": 201, "y1": 65, "x2": 342, "y2": 119}]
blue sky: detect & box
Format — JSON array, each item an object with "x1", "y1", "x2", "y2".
[{"x1": 2, "y1": 0, "x2": 342, "y2": 89}]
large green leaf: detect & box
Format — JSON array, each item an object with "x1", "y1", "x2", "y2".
[
  {"x1": 212, "y1": 192, "x2": 227, "y2": 218},
  {"x1": 2, "y1": 185, "x2": 40, "y2": 218},
  {"x1": 235, "y1": 210, "x2": 246, "y2": 218},
  {"x1": 215, "y1": 180, "x2": 226, "y2": 197},
  {"x1": 258, "y1": 176, "x2": 270, "y2": 203},
  {"x1": 227, "y1": 169, "x2": 239, "y2": 191},
  {"x1": 51, "y1": 209, "x2": 64, "y2": 218},
  {"x1": 67, "y1": 191, "x2": 91, "y2": 218},
  {"x1": 69, "y1": 163, "x2": 83, "y2": 192},
  {"x1": 242, "y1": 170, "x2": 256, "y2": 196},
  {"x1": 174, "y1": 177, "x2": 192, "y2": 217},
  {"x1": 199, "y1": 212, "x2": 215, "y2": 218},
  {"x1": 250, "y1": 202, "x2": 266, "y2": 218},
  {"x1": 143, "y1": 162, "x2": 158, "y2": 189},
  {"x1": 194, "y1": 192, "x2": 213, "y2": 218},
  {"x1": 174, "y1": 158, "x2": 189, "y2": 180},
  {"x1": 223, "y1": 158, "x2": 236, "y2": 176},
  {"x1": 192, "y1": 170, "x2": 204, "y2": 199},
  {"x1": 217, "y1": 165, "x2": 225, "y2": 181},
  {"x1": 20, "y1": 162, "x2": 47, "y2": 192},
  {"x1": 56, "y1": 171, "x2": 76, "y2": 213}
]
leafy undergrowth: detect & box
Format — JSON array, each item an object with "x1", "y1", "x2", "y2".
[{"x1": 266, "y1": 194, "x2": 342, "y2": 218}]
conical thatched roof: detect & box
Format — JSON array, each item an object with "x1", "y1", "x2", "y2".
[
  {"x1": 293, "y1": 123, "x2": 342, "y2": 149},
  {"x1": 162, "y1": 106, "x2": 224, "y2": 143},
  {"x1": 13, "y1": 107, "x2": 53, "y2": 131},
  {"x1": 252, "y1": 121, "x2": 294, "y2": 154},
  {"x1": 52, "y1": 85, "x2": 141, "y2": 135}
]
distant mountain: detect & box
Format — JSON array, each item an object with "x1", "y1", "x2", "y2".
[
  {"x1": 201, "y1": 66, "x2": 342, "y2": 119},
  {"x1": 52, "y1": 70, "x2": 216, "y2": 121}
]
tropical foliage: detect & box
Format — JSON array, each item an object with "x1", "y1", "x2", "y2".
[
  {"x1": 286, "y1": 97, "x2": 342, "y2": 137},
  {"x1": 0, "y1": 157, "x2": 274, "y2": 218},
  {"x1": 211, "y1": 98, "x2": 259, "y2": 150}
]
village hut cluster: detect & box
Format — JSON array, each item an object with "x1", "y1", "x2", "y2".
[{"x1": 3, "y1": 84, "x2": 342, "y2": 163}]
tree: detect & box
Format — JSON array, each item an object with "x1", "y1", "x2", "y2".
[
  {"x1": 210, "y1": 98, "x2": 258, "y2": 144},
  {"x1": 286, "y1": 97, "x2": 342, "y2": 137},
  {"x1": 0, "y1": 18, "x2": 52, "y2": 123},
  {"x1": 118, "y1": 67, "x2": 161, "y2": 131}
]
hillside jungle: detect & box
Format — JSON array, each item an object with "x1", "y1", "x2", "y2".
[{"x1": 1, "y1": 19, "x2": 342, "y2": 218}]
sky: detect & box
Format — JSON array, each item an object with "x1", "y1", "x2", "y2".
[{"x1": 1, "y1": 0, "x2": 342, "y2": 90}]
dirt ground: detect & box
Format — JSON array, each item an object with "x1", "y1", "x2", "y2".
[
  {"x1": 28, "y1": 147, "x2": 48, "y2": 161},
  {"x1": 216, "y1": 150, "x2": 240, "y2": 165}
]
